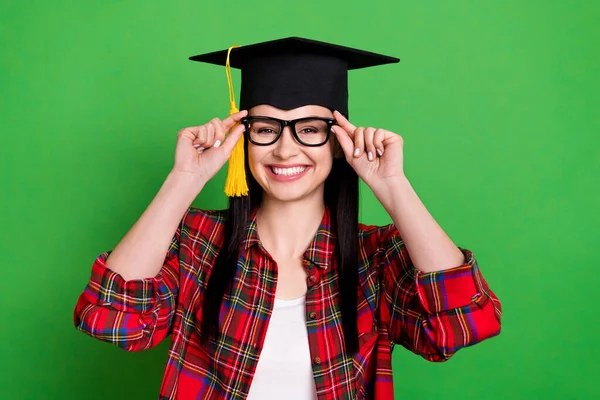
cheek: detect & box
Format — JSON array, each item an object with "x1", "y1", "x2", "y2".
[
  {"x1": 315, "y1": 149, "x2": 334, "y2": 174},
  {"x1": 247, "y1": 147, "x2": 265, "y2": 179},
  {"x1": 329, "y1": 138, "x2": 343, "y2": 159}
]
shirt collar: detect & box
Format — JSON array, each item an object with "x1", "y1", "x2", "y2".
[{"x1": 241, "y1": 206, "x2": 335, "y2": 270}]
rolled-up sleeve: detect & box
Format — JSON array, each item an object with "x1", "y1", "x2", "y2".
[
  {"x1": 73, "y1": 232, "x2": 180, "y2": 352},
  {"x1": 377, "y1": 224, "x2": 502, "y2": 362}
]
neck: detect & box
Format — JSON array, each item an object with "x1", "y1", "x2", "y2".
[{"x1": 256, "y1": 195, "x2": 325, "y2": 259}]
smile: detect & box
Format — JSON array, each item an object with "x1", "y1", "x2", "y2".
[
  {"x1": 266, "y1": 165, "x2": 311, "y2": 182},
  {"x1": 270, "y1": 166, "x2": 307, "y2": 176}
]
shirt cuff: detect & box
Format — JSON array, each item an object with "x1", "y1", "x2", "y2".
[
  {"x1": 81, "y1": 252, "x2": 162, "y2": 314},
  {"x1": 415, "y1": 249, "x2": 488, "y2": 314}
]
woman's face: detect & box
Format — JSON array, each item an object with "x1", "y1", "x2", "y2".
[{"x1": 247, "y1": 104, "x2": 339, "y2": 203}]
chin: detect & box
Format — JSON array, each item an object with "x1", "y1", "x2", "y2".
[{"x1": 263, "y1": 184, "x2": 322, "y2": 203}]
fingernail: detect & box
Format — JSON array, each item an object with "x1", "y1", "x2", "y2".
[
  {"x1": 197, "y1": 147, "x2": 205, "y2": 151},
  {"x1": 376, "y1": 148, "x2": 383, "y2": 157},
  {"x1": 354, "y1": 148, "x2": 360, "y2": 157},
  {"x1": 213, "y1": 140, "x2": 221, "y2": 148},
  {"x1": 193, "y1": 144, "x2": 201, "y2": 148},
  {"x1": 368, "y1": 151, "x2": 373, "y2": 161}
]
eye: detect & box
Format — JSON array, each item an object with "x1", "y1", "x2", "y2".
[
  {"x1": 257, "y1": 128, "x2": 277, "y2": 135},
  {"x1": 296, "y1": 119, "x2": 328, "y2": 135},
  {"x1": 250, "y1": 120, "x2": 280, "y2": 135},
  {"x1": 299, "y1": 127, "x2": 319, "y2": 134}
]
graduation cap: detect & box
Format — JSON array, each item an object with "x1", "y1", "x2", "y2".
[{"x1": 189, "y1": 37, "x2": 399, "y2": 197}]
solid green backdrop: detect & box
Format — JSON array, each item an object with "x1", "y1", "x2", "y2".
[{"x1": 1, "y1": 0, "x2": 598, "y2": 399}]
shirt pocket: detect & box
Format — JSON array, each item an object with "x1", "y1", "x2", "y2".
[
  {"x1": 354, "y1": 266, "x2": 381, "y2": 399},
  {"x1": 357, "y1": 263, "x2": 381, "y2": 334},
  {"x1": 353, "y1": 331, "x2": 378, "y2": 400}
]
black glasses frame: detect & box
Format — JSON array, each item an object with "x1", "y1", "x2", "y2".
[{"x1": 241, "y1": 116, "x2": 335, "y2": 147}]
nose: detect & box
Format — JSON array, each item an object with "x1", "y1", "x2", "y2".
[{"x1": 272, "y1": 126, "x2": 300, "y2": 159}]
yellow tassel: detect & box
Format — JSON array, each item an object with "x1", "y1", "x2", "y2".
[{"x1": 223, "y1": 45, "x2": 249, "y2": 197}]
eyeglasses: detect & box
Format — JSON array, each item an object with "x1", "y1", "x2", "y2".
[{"x1": 241, "y1": 116, "x2": 335, "y2": 146}]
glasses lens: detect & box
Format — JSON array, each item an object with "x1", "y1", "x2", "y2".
[
  {"x1": 248, "y1": 119, "x2": 281, "y2": 144},
  {"x1": 295, "y1": 119, "x2": 329, "y2": 145}
]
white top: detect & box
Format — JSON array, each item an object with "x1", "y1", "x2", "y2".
[{"x1": 246, "y1": 296, "x2": 317, "y2": 400}]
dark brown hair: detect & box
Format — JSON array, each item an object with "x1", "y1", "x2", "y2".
[{"x1": 200, "y1": 135, "x2": 360, "y2": 355}]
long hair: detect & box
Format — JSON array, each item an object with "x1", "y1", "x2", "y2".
[{"x1": 200, "y1": 134, "x2": 360, "y2": 355}]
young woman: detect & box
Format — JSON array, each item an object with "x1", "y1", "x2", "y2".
[{"x1": 74, "y1": 37, "x2": 502, "y2": 400}]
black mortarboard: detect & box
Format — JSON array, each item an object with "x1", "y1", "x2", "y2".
[
  {"x1": 189, "y1": 36, "x2": 399, "y2": 116},
  {"x1": 188, "y1": 37, "x2": 399, "y2": 197}
]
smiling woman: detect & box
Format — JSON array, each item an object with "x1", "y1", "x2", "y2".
[
  {"x1": 246, "y1": 105, "x2": 338, "y2": 202},
  {"x1": 73, "y1": 37, "x2": 502, "y2": 400}
]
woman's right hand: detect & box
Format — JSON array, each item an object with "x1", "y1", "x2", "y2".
[{"x1": 172, "y1": 110, "x2": 248, "y2": 183}]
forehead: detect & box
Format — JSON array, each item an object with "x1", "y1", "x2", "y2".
[{"x1": 249, "y1": 104, "x2": 333, "y2": 119}]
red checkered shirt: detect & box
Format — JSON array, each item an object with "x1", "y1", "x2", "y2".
[{"x1": 74, "y1": 207, "x2": 502, "y2": 399}]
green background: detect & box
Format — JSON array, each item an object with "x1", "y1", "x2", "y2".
[{"x1": 1, "y1": 0, "x2": 598, "y2": 398}]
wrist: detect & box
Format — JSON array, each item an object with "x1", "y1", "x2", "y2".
[
  {"x1": 372, "y1": 175, "x2": 413, "y2": 212},
  {"x1": 165, "y1": 170, "x2": 206, "y2": 199}
]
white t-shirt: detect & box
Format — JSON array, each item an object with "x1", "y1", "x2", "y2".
[{"x1": 246, "y1": 296, "x2": 317, "y2": 400}]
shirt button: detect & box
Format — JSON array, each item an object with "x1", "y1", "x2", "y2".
[
  {"x1": 308, "y1": 275, "x2": 317, "y2": 283},
  {"x1": 313, "y1": 356, "x2": 321, "y2": 365},
  {"x1": 309, "y1": 312, "x2": 317, "y2": 320}
]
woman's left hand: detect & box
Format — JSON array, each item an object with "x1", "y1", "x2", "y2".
[{"x1": 331, "y1": 111, "x2": 406, "y2": 190}]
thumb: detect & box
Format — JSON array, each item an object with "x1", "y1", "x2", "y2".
[{"x1": 331, "y1": 126, "x2": 354, "y2": 160}]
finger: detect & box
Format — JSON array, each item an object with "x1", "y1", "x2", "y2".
[
  {"x1": 364, "y1": 127, "x2": 376, "y2": 161},
  {"x1": 181, "y1": 126, "x2": 203, "y2": 150},
  {"x1": 178, "y1": 127, "x2": 198, "y2": 146},
  {"x1": 211, "y1": 119, "x2": 226, "y2": 148},
  {"x1": 331, "y1": 126, "x2": 354, "y2": 160},
  {"x1": 192, "y1": 126, "x2": 209, "y2": 148},
  {"x1": 206, "y1": 123, "x2": 216, "y2": 147},
  {"x1": 333, "y1": 110, "x2": 357, "y2": 133},
  {"x1": 374, "y1": 129, "x2": 385, "y2": 157},
  {"x1": 192, "y1": 140, "x2": 205, "y2": 150},
  {"x1": 353, "y1": 127, "x2": 365, "y2": 158},
  {"x1": 222, "y1": 110, "x2": 249, "y2": 132},
  {"x1": 220, "y1": 123, "x2": 245, "y2": 154}
]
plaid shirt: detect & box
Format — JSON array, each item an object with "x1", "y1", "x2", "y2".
[{"x1": 74, "y1": 207, "x2": 501, "y2": 399}]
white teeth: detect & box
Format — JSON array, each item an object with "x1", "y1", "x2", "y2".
[{"x1": 272, "y1": 166, "x2": 307, "y2": 176}]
